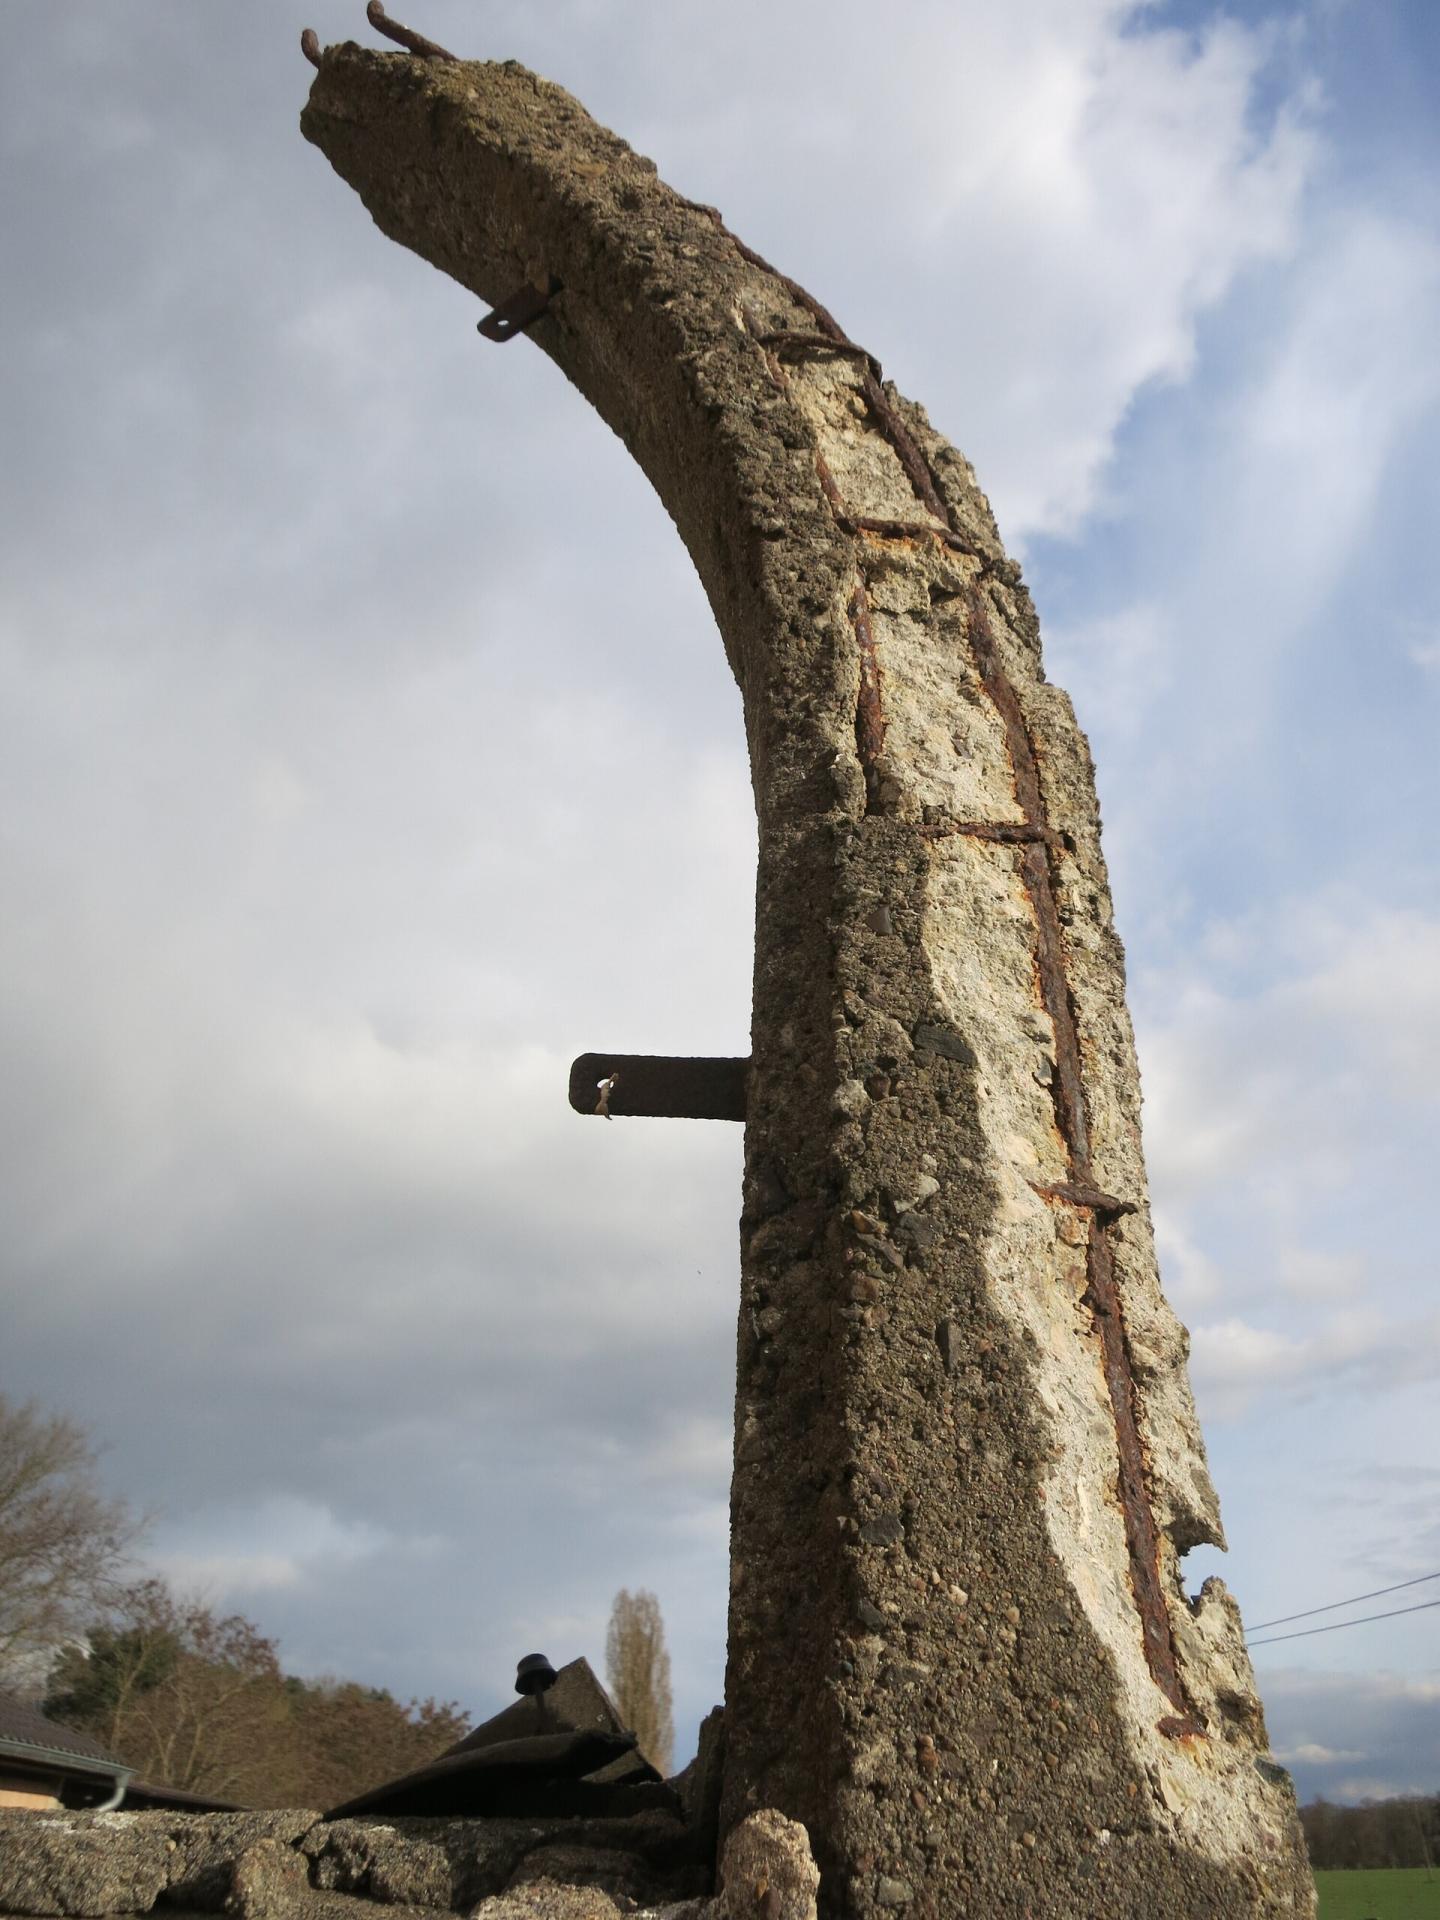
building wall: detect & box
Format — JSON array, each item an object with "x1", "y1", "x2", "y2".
[{"x1": 0, "y1": 1770, "x2": 62, "y2": 1810}]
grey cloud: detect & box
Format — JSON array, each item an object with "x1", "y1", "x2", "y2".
[{"x1": 1261, "y1": 1670, "x2": 1440, "y2": 1803}]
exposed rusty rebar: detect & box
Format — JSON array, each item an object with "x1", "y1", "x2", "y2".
[
  {"x1": 757, "y1": 331, "x2": 882, "y2": 380},
  {"x1": 300, "y1": 28, "x2": 322, "y2": 68},
  {"x1": 848, "y1": 580, "x2": 886, "y2": 799},
  {"x1": 919, "y1": 818, "x2": 1060, "y2": 848},
  {"x1": 1032, "y1": 1180, "x2": 1137, "y2": 1219},
  {"x1": 730, "y1": 200, "x2": 1201, "y2": 1718},
  {"x1": 365, "y1": 0, "x2": 457, "y2": 61},
  {"x1": 960, "y1": 578, "x2": 1194, "y2": 1723},
  {"x1": 842, "y1": 512, "x2": 985, "y2": 557}
]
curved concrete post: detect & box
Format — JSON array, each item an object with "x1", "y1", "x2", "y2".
[{"x1": 302, "y1": 36, "x2": 1313, "y2": 1919}]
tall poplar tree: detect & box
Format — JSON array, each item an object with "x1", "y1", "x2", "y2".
[{"x1": 605, "y1": 1588, "x2": 673, "y2": 1778}]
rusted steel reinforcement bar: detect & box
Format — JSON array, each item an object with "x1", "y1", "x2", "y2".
[
  {"x1": 812, "y1": 451, "x2": 847, "y2": 516},
  {"x1": 737, "y1": 237, "x2": 1185, "y2": 1702},
  {"x1": 774, "y1": 243, "x2": 1204, "y2": 1715},
  {"x1": 737, "y1": 183, "x2": 1199, "y2": 1715},
  {"x1": 747, "y1": 322, "x2": 892, "y2": 816},
  {"x1": 857, "y1": 366, "x2": 952, "y2": 526},
  {"x1": 842, "y1": 513, "x2": 987, "y2": 557},
  {"x1": 683, "y1": 197, "x2": 853, "y2": 344},
  {"x1": 918, "y1": 817, "x2": 1060, "y2": 847},
  {"x1": 1086, "y1": 1217, "x2": 1192, "y2": 1717},
  {"x1": 364, "y1": 0, "x2": 456, "y2": 61},
  {"x1": 1031, "y1": 1179, "x2": 1137, "y2": 1218},
  {"x1": 568, "y1": 1052, "x2": 749, "y2": 1122},
  {"x1": 959, "y1": 578, "x2": 1191, "y2": 1717},
  {"x1": 757, "y1": 331, "x2": 882, "y2": 379},
  {"x1": 848, "y1": 581, "x2": 886, "y2": 801}
]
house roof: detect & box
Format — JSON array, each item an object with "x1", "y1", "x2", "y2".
[
  {"x1": 121, "y1": 1777, "x2": 247, "y2": 1813},
  {"x1": 0, "y1": 1694, "x2": 130, "y2": 1783}
]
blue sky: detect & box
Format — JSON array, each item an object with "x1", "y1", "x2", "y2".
[{"x1": 1, "y1": 0, "x2": 1437, "y2": 1807}]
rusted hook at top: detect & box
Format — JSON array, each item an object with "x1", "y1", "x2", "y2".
[
  {"x1": 365, "y1": 0, "x2": 457, "y2": 61},
  {"x1": 300, "y1": 28, "x2": 322, "y2": 68}
]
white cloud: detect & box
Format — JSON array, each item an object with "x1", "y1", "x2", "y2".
[
  {"x1": 1045, "y1": 201, "x2": 1440, "y2": 834},
  {"x1": 1048, "y1": 602, "x2": 1174, "y2": 743},
  {"x1": 1190, "y1": 1312, "x2": 1440, "y2": 1421},
  {"x1": 1273, "y1": 1741, "x2": 1364, "y2": 1766},
  {"x1": 1274, "y1": 1248, "x2": 1366, "y2": 1302},
  {"x1": 1139, "y1": 894, "x2": 1440, "y2": 1422},
  {"x1": 607, "y1": 0, "x2": 1318, "y2": 539},
  {"x1": 1152, "y1": 1209, "x2": 1225, "y2": 1311},
  {"x1": 1232, "y1": 211, "x2": 1440, "y2": 601},
  {"x1": 1140, "y1": 894, "x2": 1440, "y2": 1212}
]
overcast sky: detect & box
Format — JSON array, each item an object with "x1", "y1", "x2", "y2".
[{"x1": 3, "y1": 0, "x2": 1437, "y2": 1806}]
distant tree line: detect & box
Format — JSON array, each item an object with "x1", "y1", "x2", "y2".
[
  {"x1": 43, "y1": 1578, "x2": 469, "y2": 1807},
  {"x1": 1301, "y1": 1794, "x2": 1439, "y2": 1872},
  {"x1": 0, "y1": 1390, "x2": 467, "y2": 1806}
]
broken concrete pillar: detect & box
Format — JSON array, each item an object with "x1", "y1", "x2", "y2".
[{"x1": 301, "y1": 28, "x2": 1314, "y2": 1920}]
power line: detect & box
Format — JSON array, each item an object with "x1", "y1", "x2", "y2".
[
  {"x1": 1247, "y1": 1569, "x2": 1440, "y2": 1633},
  {"x1": 1247, "y1": 1597, "x2": 1440, "y2": 1649}
]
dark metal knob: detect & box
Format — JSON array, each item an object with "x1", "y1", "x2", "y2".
[{"x1": 515, "y1": 1653, "x2": 557, "y2": 1696}]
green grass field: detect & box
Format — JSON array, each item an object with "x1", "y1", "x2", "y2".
[{"x1": 1315, "y1": 1868, "x2": 1440, "y2": 1919}]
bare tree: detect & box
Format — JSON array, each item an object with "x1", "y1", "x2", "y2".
[
  {"x1": 46, "y1": 1579, "x2": 286, "y2": 1798},
  {"x1": 605, "y1": 1588, "x2": 673, "y2": 1778},
  {"x1": 0, "y1": 1393, "x2": 141, "y2": 1691}
]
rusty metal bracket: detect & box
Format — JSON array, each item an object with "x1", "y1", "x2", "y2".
[
  {"x1": 478, "y1": 278, "x2": 561, "y2": 344},
  {"x1": 365, "y1": 0, "x2": 457, "y2": 61},
  {"x1": 568, "y1": 1053, "x2": 748, "y2": 1122}
]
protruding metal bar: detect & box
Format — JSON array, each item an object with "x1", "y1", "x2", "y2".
[
  {"x1": 568, "y1": 1053, "x2": 748, "y2": 1122},
  {"x1": 1032, "y1": 1179, "x2": 1136, "y2": 1218},
  {"x1": 478, "y1": 278, "x2": 561, "y2": 343},
  {"x1": 301, "y1": 28, "x2": 322, "y2": 68},
  {"x1": 366, "y1": 0, "x2": 457, "y2": 61},
  {"x1": 756, "y1": 331, "x2": 883, "y2": 381},
  {"x1": 919, "y1": 818, "x2": 1060, "y2": 848}
]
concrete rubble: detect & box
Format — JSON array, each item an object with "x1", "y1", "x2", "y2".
[{"x1": 0, "y1": 1804, "x2": 815, "y2": 1920}]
